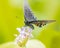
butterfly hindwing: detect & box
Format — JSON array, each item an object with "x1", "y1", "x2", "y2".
[{"x1": 29, "y1": 20, "x2": 56, "y2": 27}]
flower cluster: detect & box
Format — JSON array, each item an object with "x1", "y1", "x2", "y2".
[{"x1": 15, "y1": 26, "x2": 33, "y2": 47}]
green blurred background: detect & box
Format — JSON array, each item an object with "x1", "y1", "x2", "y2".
[{"x1": 0, "y1": 0, "x2": 60, "y2": 48}]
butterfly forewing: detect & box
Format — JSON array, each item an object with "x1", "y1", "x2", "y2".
[{"x1": 24, "y1": 0, "x2": 37, "y2": 22}]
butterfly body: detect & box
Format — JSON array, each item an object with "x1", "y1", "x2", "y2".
[{"x1": 24, "y1": 0, "x2": 55, "y2": 29}]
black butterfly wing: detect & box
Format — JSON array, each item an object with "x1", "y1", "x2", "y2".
[
  {"x1": 24, "y1": 0, "x2": 37, "y2": 22},
  {"x1": 29, "y1": 20, "x2": 56, "y2": 27}
]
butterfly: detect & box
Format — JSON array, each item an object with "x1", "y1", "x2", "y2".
[{"x1": 24, "y1": 0, "x2": 55, "y2": 29}]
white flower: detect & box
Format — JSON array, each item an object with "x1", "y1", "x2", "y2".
[
  {"x1": 16, "y1": 28, "x2": 21, "y2": 33},
  {"x1": 15, "y1": 26, "x2": 33, "y2": 47}
]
